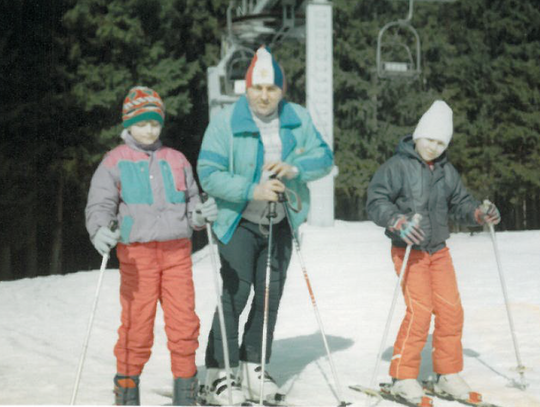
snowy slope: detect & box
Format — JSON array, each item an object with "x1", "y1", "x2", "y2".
[{"x1": 0, "y1": 221, "x2": 539, "y2": 406}]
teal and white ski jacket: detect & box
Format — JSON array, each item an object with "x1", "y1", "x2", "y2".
[{"x1": 197, "y1": 96, "x2": 333, "y2": 244}]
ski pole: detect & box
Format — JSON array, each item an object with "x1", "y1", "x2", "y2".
[
  {"x1": 70, "y1": 221, "x2": 118, "y2": 405},
  {"x1": 200, "y1": 193, "x2": 234, "y2": 405},
  {"x1": 486, "y1": 218, "x2": 528, "y2": 389},
  {"x1": 367, "y1": 214, "x2": 421, "y2": 399},
  {"x1": 280, "y1": 193, "x2": 349, "y2": 406},
  {"x1": 366, "y1": 243, "x2": 412, "y2": 405},
  {"x1": 259, "y1": 200, "x2": 277, "y2": 406}
]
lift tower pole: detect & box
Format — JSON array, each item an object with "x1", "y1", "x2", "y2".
[{"x1": 306, "y1": 0, "x2": 335, "y2": 226}]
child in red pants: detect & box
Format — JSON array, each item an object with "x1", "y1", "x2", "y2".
[
  {"x1": 85, "y1": 86, "x2": 217, "y2": 405},
  {"x1": 367, "y1": 100, "x2": 500, "y2": 404}
]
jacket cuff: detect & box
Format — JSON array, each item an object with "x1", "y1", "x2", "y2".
[{"x1": 246, "y1": 183, "x2": 257, "y2": 200}]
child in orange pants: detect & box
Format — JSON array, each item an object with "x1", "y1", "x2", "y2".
[
  {"x1": 85, "y1": 86, "x2": 217, "y2": 405},
  {"x1": 390, "y1": 246, "x2": 464, "y2": 379},
  {"x1": 115, "y1": 240, "x2": 199, "y2": 380},
  {"x1": 367, "y1": 100, "x2": 501, "y2": 403}
]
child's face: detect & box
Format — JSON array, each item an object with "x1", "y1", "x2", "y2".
[
  {"x1": 415, "y1": 138, "x2": 447, "y2": 162},
  {"x1": 247, "y1": 84, "x2": 283, "y2": 117},
  {"x1": 129, "y1": 120, "x2": 162, "y2": 145}
]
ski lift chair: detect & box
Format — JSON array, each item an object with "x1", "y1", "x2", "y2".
[{"x1": 377, "y1": 20, "x2": 421, "y2": 79}]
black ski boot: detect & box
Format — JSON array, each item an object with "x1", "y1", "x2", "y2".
[
  {"x1": 114, "y1": 374, "x2": 140, "y2": 405},
  {"x1": 172, "y1": 375, "x2": 198, "y2": 406}
]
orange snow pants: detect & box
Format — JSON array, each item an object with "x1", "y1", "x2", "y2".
[
  {"x1": 389, "y1": 246, "x2": 464, "y2": 379},
  {"x1": 114, "y1": 239, "x2": 200, "y2": 379}
]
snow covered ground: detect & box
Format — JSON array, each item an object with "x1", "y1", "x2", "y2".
[{"x1": 1, "y1": 221, "x2": 539, "y2": 406}]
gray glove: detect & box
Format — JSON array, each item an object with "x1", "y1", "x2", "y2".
[
  {"x1": 91, "y1": 225, "x2": 121, "y2": 256},
  {"x1": 475, "y1": 199, "x2": 501, "y2": 225},
  {"x1": 193, "y1": 197, "x2": 218, "y2": 227}
]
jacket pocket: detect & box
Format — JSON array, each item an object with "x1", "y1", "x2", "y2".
[
  {"x1": 160, "y1": 161, "x2": 186, "y2": 204},
  {"x1": 119, "y1": 161, "x2": 154, "y2": 204}
]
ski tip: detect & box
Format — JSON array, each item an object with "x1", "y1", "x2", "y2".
[{"x1": 348, "y1": 384, "x2": 382, "y2": 398}]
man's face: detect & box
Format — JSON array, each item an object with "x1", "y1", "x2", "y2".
[
  {"x1": 415, "y1": 137, "x2": 447, "y2": 162},
  {"x1": 246, "y1": 84, "x2": 283, "y2": 117},
  {"x1": 129, "y1": 120, "x2": 162, "y2": 145}
]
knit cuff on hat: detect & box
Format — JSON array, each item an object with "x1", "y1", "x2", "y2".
[
  {"x1": 123, "y1": 111, "x2": 164, "y2": 128},
  {"x1": 122, "y1": 86, "x2": 165, "y2": 128}
]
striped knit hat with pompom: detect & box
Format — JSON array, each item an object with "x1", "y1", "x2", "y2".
[
  {"x1": 122, "y1": 86, "x2": 165, "y2": 128},
  {"x1": 245, "y1": 46, "x2": 285, "y2": 91}
]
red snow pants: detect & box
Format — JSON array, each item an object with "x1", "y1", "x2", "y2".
[
  {"x1": 114, "y1": 239, "x2": 200, "y2": 379},
  {"x1": 389, "y1": 246, "x2": 464, "y2": 379}
]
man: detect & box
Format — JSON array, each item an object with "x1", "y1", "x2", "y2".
[{"x1": 197, "y1": 46, "x2": 333, "y2": 405}]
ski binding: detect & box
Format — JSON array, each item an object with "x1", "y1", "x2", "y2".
[
  {"x1": 422, "y1": 380, "x2": 504, "y2": 407},
  {"x1": 245, "y1": 392, "x2": 289, "y2": 406},
  {"x1": 197, "y1": 385, "x2": 288, "y2": 406}
]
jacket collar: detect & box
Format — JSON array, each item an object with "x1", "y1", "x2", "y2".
[
  {"x1": 121, "y1": 129, "x2": 162, "y2": 153},
  {"x1": 231, "y1": 95, "x2": 302, "y2": 135},
  {"x1": 398, "y1": 135, "x2": 448, "y2": 166}
]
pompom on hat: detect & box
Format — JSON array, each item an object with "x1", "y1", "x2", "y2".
[
  {"x1": 122, "y1": 86, "x2": 165, "y2": 128},
  {"x1": 413, "y1": 100, "x2": 453, "y2": 146},
  {"x1": 245, "y1": 46, "x2": 285, "y2": 91}
]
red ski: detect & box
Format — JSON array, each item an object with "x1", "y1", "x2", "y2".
[
  {"x1": 350, "y1": 383, "x2": 433, "y2": 407},
  {"x1": 422, "y1": 380, "x2": 504, "y2": 407}
]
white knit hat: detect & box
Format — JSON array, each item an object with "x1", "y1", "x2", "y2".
[{"x1": 412, "y1": 100, "x2": 453, "y2": 146}]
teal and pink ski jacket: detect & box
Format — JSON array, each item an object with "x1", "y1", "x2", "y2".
[
  {"x1": 197, "y1": 96, "x2": 334, "y2": 244},
  {"x1": 85, "y1": 132, "x2": 202, "y2": 244}
]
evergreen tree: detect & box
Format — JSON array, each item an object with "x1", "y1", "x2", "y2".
[
  {"x1": 329, "y1": 0, "x2": 540, "y2": 227},
  {"x1": 60, "y1": 0, "x2": 231, "y2": 272},
  {"x1": 2, "y1": 0, "x2": 540, "y2": 280}
]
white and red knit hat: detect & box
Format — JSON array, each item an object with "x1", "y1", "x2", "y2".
[
  {"x1": 122, "y1": 86, "x2": 165, "y2": 128},
  {"x1": 245, "y1": 46, "x2": 285, "y2": 91}
]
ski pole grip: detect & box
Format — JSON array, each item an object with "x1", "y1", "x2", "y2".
[
  {"x1": 412, "y1": 213, "x2": 422, "y2": 225},
  {"x1": 267, "y1": 201, "x2": 277, "y2": 219},
  {"x1": 108, "y1": 220, "x2": 118, "y2": 232},
  {"x1": 269, "y1": 173, "x2": 288, "y2": 203},
  {"x1": 196, "y1": 192, "x2": 209, "y2": 215}
]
